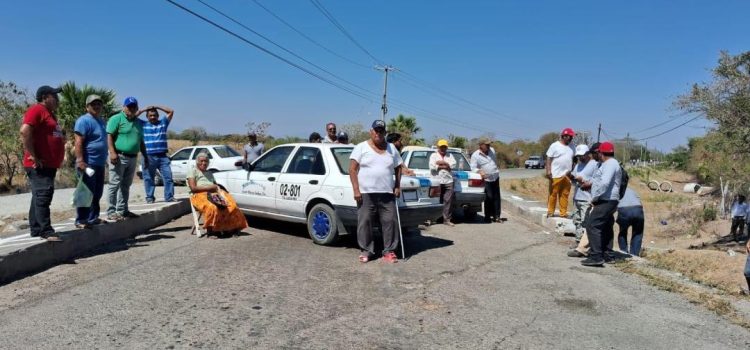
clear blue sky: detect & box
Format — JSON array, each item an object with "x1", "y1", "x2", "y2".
[{"x1": 1, "y1": 0, "x2": 747, "y2": 151}]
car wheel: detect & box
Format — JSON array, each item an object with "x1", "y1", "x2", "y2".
[
  {"x1": 307, "y1": 203, "x2": 339, "y2": 245},
  {"x1": 463, "y1": 208, "x2": 478, "y2": 222}
]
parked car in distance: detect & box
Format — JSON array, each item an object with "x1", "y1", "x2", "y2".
[
  {"x1": 212, "y1": 143, "x2": 443, "y2": 245},
  {"x1": 524, "y1": 155, "x2": 545, "y2": 169},
  {"x1": 136, "y1": 145, "x2": 244, "y2": 185},
  {"x1": 400, "y1": 146, "x2": 485, "y2": 221}
]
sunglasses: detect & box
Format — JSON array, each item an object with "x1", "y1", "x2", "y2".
[{"x1": 328, "y1": 128, "x2": 336, "y2": 131}]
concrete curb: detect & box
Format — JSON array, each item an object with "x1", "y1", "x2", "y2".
[
  {"x1": 0, "y1": 199, "x2": 190, "y2": 284},
  {"x1": 501, "y1": 192, "x2": 576, "y2": 234}
]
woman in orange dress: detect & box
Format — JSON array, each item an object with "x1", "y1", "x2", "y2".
[{"x1": 187, "y1": 152, "x2": 248, "y2": 237}]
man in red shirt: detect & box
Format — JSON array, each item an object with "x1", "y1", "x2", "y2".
[{"x1": 19, "y1": 86, "x2": 65, "y2": 241}]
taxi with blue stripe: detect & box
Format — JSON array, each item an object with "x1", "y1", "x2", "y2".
[{"x1": 213, "y1": 143, "x2": 443, "y2": 245}]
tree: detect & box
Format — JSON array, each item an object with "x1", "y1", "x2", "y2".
[
  {"x1": 447, "y1": 134, "x2": 468, "y2": 150},
  {"x1": 387, "y1": 114, "x2": 423, "y2": 145},
  {"x1": 675, "y1": 51, "x2": 750, "y2": 186},
  {"x1": 0, "y1": 81, "x2": 31, "y2": 189},
  {"x1": 338, "y1": 122, "x2": 369, "y2": 144},
  {"x1": 180, "y1": 127, "x2": 208, "y2": 145},
  {"x1": 245, "y1": 121, "x2": 271, "y2": 140},
  {"x1": 57, "y1": 81, "x2": 118, "y2": 138}
]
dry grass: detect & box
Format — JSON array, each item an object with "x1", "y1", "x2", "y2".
[
  {"x1": 620, "y1": 263, "x2": 750, "y2": 329},
  {"x1": 644, "y1": 249, "x2": 748, "y2": 296}
]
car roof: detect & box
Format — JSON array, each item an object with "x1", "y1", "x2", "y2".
[{"x1": 270, "y1": 143, "x2": 354, "y2": 149}]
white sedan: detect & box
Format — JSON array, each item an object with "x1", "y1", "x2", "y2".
[
  {"x1": 213, "y1": 143, "x2": 443, "y2": 245},
  {"x1": 137, "y1": 144, "x2": 244, "y2": 185}
]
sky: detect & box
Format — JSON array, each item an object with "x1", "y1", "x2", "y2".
[{"x1": 1, "y1": 0, "x2": 748, "y2": 151}]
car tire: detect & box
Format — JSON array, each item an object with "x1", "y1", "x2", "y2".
[
  {"x1": 463, "y1": 208, "x2": 478, "y2": 222},
  {"x1": 307, "y1": 203, "x2": 339, "y2": 245}
]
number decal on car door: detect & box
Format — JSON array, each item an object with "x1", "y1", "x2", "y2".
[{"x1": 279, "y1": 184, "x2": 301, "y2": 200}]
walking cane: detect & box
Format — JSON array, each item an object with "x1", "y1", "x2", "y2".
[{"x1": 395, "y1": 200, "x2": 406, "y2": 260}]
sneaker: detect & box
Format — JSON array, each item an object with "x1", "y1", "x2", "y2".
[
  {"x1": 145, "y1": 199, "x2": 155, "y2": 204},
  {"x1": 88, "y1": 218, "x2": 105, "y2": 225},
  {"x1": 382, "y1": 251, "x2": 398, "y2": 263},
  {"x1": 122, "y1": 211, "x2": 139, "y2": 218},
  {"x1": 581, "y1": 257, "x2": 605, "y2": 267},
  {"x1": 40, "y1": 232, "x2": 63, "y2": 242},
  {"x1": 567, "y1": 250, "x2": 586, "y2": 258},
  {"x1": 165, "y1": 198, "x2": 177, "y2": 202},
  {"x1": 106, "y1": 213, "x2": 123, "y2": 222}
]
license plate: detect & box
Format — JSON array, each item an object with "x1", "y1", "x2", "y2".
[{"x1": 403, "y1": 190, "x2": 418, "y2": 202}]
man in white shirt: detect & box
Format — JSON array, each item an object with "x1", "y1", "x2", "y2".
[
  {"x1": 429, "y1": 139, "x2": 457, "y2": 227},
  {"x1": 349, "y1": 120, "x2": 403, "y2": 263},
  {"x1": 569, "y1": 144, "x2": 597, "y2": 242},
  {"x1": 470, "y1": 137, "x2": 501, "y2": 223},
  {"x1": 545, "y1": 128, "x2": 575, "y2": 218},
  {"x1": 730, "y1": 195, "x2": 749, "y2": 241},
  {"x1": 322, "y1": 122, "x2": 337, "y2": 143}
]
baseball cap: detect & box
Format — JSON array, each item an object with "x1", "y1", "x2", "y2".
[
  {"x1": 123, "y1": 96, "x2": 138, "y2": 106},
  {"x1": 437, "y1": 139, "x2": 449, "y2": 147},
  {"x1": 371, "y1": 120, "x2": 386, "y2": 130},
  {"x1": 85, "y1": 94, "x2": 102, "y2": 105},
  {"x1": 478, "y1": 137, "x2": 492, "y2": 145},
  {"x1": 337, "y1": 131, "x2": 349, "y2": 140},
  {"x1": 590, "y1": 142, "x2": 601, "y2": 152},
  {"x1": 386, "y1": 133, "x2": 401, "y2": 143},
  {"x1": 561, "y1": 128, "x2": 575, "y2": 137},
  {"x1": 599, "y1": 141, "x2": 615, "y2": 153},
  {"x1": 575, "y1": 144, "x2": 590, "y2": 156},
  {"x1": 36, "y1": 85, "x2": 61, "y2": 101}
]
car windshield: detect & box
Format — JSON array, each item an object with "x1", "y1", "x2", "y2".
[
  {"x1": 214, "y1": 145, "x2": 241, "y2": 158},
  {"x1": 331, "y1": 147, "x2": 353, "y2": 174},
  {"x1": 408, "y1": 150, "x2": 471, "y2": 171},
  {"x1": 529, "y1": 156, "x2": 541, "y2": 160}
]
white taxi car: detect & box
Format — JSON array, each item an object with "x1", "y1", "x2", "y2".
[
  {"x1": 212, "y1": 143, "x2": 443, "y2": 245},
  {"x1": 400, "y1": 146, "x2": 486, "y2": 220}
]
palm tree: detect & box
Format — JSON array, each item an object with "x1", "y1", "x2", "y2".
[
  {"x1": 57, "y1": 81, "x2": 118, "y2": 139},
  {"x1": 387, "y1": 114, "x2": 422, "y2": 145}
]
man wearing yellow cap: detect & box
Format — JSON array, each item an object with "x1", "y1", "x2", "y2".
[{"x1": 429, "y1": 139, "x2": 457, "y2": 226}]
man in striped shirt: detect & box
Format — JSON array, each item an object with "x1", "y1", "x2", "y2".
[{"x1": 141, "y1": 105, "x2": 175, "y2": 203}]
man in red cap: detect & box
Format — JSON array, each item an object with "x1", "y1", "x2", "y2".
[
  {"x1": 545, "y1": 128, "x2": 575, "y2": 217},
  {"x1": 580, "y1": 141, "x2": 622, "y2": 267},
  {"x1": 19, "y1": 85, "x2": 65, "y2": 241}
]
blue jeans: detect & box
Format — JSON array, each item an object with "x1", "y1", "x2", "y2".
[
  {"x1": 142, "y1": 153, "x2": 174, "y2": 202},
  {"x1": 75, "y1": 165, "x2": 105, "y2": 225},
  {"x1": 617, "y1": 206, "x2": 645, "y2": 256}
]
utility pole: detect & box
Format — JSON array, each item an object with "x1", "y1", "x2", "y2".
[
  {"x1": 597, "y1": 123, "x2": 602, "y2": 142},
  {"x1": 376, "y1": 65, "x2": 394, "y2": 122}
]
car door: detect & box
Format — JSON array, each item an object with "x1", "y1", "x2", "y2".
[
  {"x1": 169, "y1": 148, "x2": 194, "y2": 182},
  {"x1": 275, "y1": 146, "x2": 327, "y2": 217},
  {"x1": 234, "y1": 145, "x2": 295, "y2": 214}
]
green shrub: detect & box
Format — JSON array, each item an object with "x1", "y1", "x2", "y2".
[{"x1": 702, "y1": 205, "x2": 717, "y2": 222}]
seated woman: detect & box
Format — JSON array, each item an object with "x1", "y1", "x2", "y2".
[{"x1": 187, "y1": 152, "x2": 248, "y2": 238}]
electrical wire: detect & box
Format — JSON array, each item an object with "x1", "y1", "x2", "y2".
[
  {"x1": 634, "y1": 116, "x2": 702, "y2": 141},
  {"x1": 308, "y1": 0, "x2": 381, "y2": 64},
  {"x1": 249, "y1": 0, "x2": 371, "y2": 69},
  {"x1": 164, "y1": 0, "x2": 374, "y2": 103}
]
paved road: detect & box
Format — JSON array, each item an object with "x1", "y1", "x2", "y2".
[
  {"x1": 500, "y1": 167, "x2": 544, "y2": 180},
  {"x1": 0, "y1": 210, "x2": 747, "y2": 349}
]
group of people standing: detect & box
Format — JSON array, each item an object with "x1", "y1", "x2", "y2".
[
  {"x1": 20, "y1": 85, "x2": 176, "y2": 241},
  {"x1": 544, "y1": 128, "x2": 644, "y2": 267}
]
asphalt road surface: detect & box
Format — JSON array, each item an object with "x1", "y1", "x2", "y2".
[{"x1": 0, "y1": 209, "x2": 748, "y2": 349}]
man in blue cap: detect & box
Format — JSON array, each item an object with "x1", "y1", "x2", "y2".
[{"x1": 106, "y1": 97, "x2": 147, "y2": 221}]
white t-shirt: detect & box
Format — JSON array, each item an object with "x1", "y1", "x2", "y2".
[
  {"x1": 428, "y1": 151, "x2": 456, "y2": 185},
  {"x1": 545, "y1": 141, "x2": 574, "y2": 178},
  {"x1": 350, "y1": 141, "x2": 403, "y2": 193}
]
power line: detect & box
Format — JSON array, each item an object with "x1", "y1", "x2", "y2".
[
  {"x1": 164, "y1": 0, "x2": 374, "y2": 103},
  {"x1": 195, "y1": 0, "x2": 375, "y2": 99},
  {"x1": 308, "y1": 0, "x2": 381, "y2": 64},
  {"x1": 635, "y1": 116, "x2": 702, "y2": 141},
  {"x1": 249, "y1": 0, "x2": 371, "y2": 69}
]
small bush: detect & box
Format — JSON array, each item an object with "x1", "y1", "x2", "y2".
[
  {"x1": 702, "y1": 205, "x2": 717, "y2": 222},
  {"x1": 510, "y1": 184, "x2": 517, "y2": 191}
]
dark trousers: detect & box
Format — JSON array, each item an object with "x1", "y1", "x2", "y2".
[
  {"x1": 25, "y1": 167, "x2": 57, "y2": 236},
  {"x1": 617, "y1": 206, "x2": 645, "y2": 256},
  {"x1": 586, "y1": 200, "x2": 619, "y2": 261},
  {"x1": 357, "y1": 193, "x2": 399, "y2": 256},
  {"x1": 440, "y1": 182, "x2": 454, "y2": 221},
  {"x1": 484, "y1": 179, "x2": 501, "y2": 220},
  {"x1": 75, "y1": 166, "x2": 105, "y2": 225},
  {"x1": 744, "y1": 253, "x2": 750, "y2": 291},
  {"x1": 731, "y1": 217, "x2": 746, "y2": 239}
]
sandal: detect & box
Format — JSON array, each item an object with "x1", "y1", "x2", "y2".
[
  {"x1": 75, "y1": 223, "x2": 91, "y2": 229},
  {"x1": 40, "y1": 233, "x2": 63, "y2": 242},
  {"x1": 358, "y1": 254, "x2": 370, "y2": 263}
]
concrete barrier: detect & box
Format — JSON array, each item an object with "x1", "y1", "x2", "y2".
[
  {"x1": 501, "y1": 191, "x2": 575, "y2": 234},
  {"x1": 0, "y1": 199, "x2": 190, "y2": 284}
]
